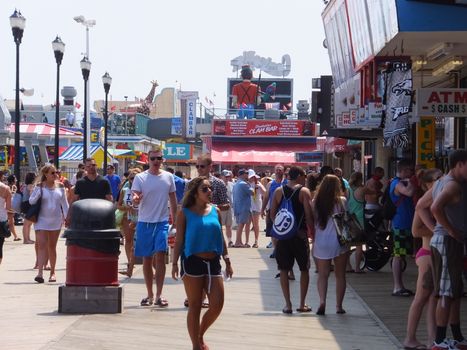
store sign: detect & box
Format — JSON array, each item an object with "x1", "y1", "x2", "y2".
[
  {"x1": 212, "y1": 120, "x2": 316, "y2": 137},
  {"x1": 295, "y1": 152, "x2": 323, "y2": 163},
  {"x1": 417, "y1": 116, "x2": 435, "y2": 168},
  {"x1": 417, "y1": 88, "x2": 467, "y2": 117},
  {"x1": 163, "y1": 143, "x2": 192, "y2": 161},
  {"x1": 171, "y1": 117, "x2": 182, "y2": 135},
  {"x1": 186, "y1": 100, "x2": 196, "y2": 138}
]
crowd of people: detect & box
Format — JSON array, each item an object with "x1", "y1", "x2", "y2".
[{"x1": 1, "y1": 148, "x2": 467, "y2": 350}]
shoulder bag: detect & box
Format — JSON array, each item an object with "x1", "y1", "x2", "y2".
[
  {"x1": 25, "y1": 185, "x2": 42, "y2": 223},
  {"x1": 332, "y1": 197, "x2": 366, "y2": 247},
  {"x1": 0, "y1": 220, "x2": 11, "y2": 238}
]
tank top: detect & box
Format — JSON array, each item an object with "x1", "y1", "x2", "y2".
[
  {"x1": 348, "y1": 186, "x2": 364, "y2": 227},
  {"x1": 432, "y1": 175, "x2": 466, "y2": 237},
  {"x1": 282, "y1": 185, "x2": 305, "y2": 230},
  {"x1": 183, "y1": 205, "x2": 223, "y2": 258}
]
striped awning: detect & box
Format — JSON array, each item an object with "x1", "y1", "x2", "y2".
[
  {"x1": 10, "y1": 123, "x2": 82, "y2": 137},
  {"x1": 59, "y1": 144, "x2": 101, "y2": 161},
  {"x1": 108, "y1": 148, "x2": 135, "y2": 157}
]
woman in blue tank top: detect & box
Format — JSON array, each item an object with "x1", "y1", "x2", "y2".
[{"x1": 172, "y1": 176, "x2": 233, "y2": 350}]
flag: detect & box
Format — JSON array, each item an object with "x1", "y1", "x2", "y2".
[
  {"x1": 205, "y1": 97, "x2": 209, "y2": 104},
  {"x1": 111, "y1": 105, "x2": 116, "y2": 111},
  {"x1": 75, "y1": 102, "x2": 81, "y2": 109},
  {"x1": 209, "y1": 99, "x2": 214, "y2": 106}
]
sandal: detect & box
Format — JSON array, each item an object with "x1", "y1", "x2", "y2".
[
  {"x1": 252, "y1": 242, "x2": 258, "y2": 248},
  {"x1": 154, "y1": 297, "x2": 168, "y2": 307},
  {"x1": 336, "y1": 309, "x2": 346, "y2": 314},
  {"x1": 201, "y1": 301, "x2": 209, "y2": 308},
  {"x1": 296, "y1": 305, "x2": 312, "y2": 313},
  {"x1": 48, "y1": 275, "x2": 56, "y2": 283},
  {"x1": 316, "y1": 305, "x2": 326, "y2": 315},
  {"x1": 244, "y1": 243, "x2": 251, "y2": 248},
  {"x1": 391, "y1": 288, "x2": 414, "y2": 297},
  {"x1": 184, "y1": 298, "x2": 189, "y2": 307},
  {"x1": 140, "y1": 297, "x2": 154, "y2": 306},
  {"x1": 34, "y1": 276, "x2": 44, "y2": 284},
  {"x1": 282, "y1": 307, "x2": 293, "y2": 314},
  {"x1": 228, "y1": 241, "x2": 234, "y2": 248}
]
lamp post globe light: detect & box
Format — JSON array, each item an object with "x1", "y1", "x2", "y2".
[
  {"x1": 52, "y1": 36, "x2": 65, "y2": 169},
  {"x1": 80, "y1": 56, "x2": 91, "y2": 162},
  {"x1": 10, "y1": 9, "x2": 26, "y2": 185},
  {"x1": 102, "y1": 72, "x2": 112, "y2": 172}
]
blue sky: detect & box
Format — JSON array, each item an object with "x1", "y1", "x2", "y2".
[{"x1": 0, "y1": 0, "x2": 331, "y2": 113}]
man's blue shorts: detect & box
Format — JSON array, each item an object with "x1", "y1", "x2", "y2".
[{"x1": 135, "y1": 221, "x2": 169, "y2": 257}]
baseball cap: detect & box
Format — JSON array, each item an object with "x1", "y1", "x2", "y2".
[
  {"x1": 238, "y1": 168, "x2": 247, "y2": 176},
  {"x1": 221, "y1": 170, "x2": 233, "y2": 177},
  {"x1": 248, "y1": 169, "x2": 260, "y2": 179}
]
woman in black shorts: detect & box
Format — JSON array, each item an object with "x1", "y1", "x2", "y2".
[{"x1": 172, "y1": 176, "x2": 233, "y2": 350}]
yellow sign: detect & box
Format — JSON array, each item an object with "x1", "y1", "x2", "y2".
[{"x1": 417, "y1": 116, "x2": 435, "y2": 168}]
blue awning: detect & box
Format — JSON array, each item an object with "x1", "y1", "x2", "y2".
[{"x1": 59, "y1": 144, "x2": 101, "y2": 161}]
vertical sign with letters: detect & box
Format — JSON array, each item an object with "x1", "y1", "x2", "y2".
[
  {"x1": 416, "y1": 116, "x2": 435, "y2": 168},
  {"x1": 186, "y1": 99, "x2": 196, "y2": 138}
]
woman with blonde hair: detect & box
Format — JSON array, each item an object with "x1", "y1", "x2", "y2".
[
  {"x1": 403, "y1": 168, "x2": 443, "y2": 350},
  {"x1": 172, "y1": 176, "x2": 233, "y2": 350},
  {"x1": 29, "y1": 164, "x2": 69, "y2": 283},
  {"x1": 312, "y1": 174, "x2": 348, "y2": 315}
]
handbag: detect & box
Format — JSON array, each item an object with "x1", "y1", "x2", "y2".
[
  {"x1": 25, "y1": 186, "x2": 42, "y2": 223},
  {"x1": 332, "y1": 198, "x2": 365, "y2": 247},
  {"x1": 0, "y1": 220, "x2": 11, "y2": 238}
]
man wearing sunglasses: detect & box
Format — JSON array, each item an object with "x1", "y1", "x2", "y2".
[
  {"x1": 132, "y1": 148, "x2": 177, "y2": 307},
  {"x1": 195, "y1": 154, "x2": 230, "y2": 213}
]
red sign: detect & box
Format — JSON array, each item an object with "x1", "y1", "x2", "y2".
[{"x1": 212, "y1": 120, "x2": 316, "y2": 137}]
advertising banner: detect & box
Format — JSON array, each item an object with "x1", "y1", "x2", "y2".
[
  {"x1": 163, "y1": 143, "x2": 193, "y2": 161},
  {"x1": 212, "y1": 120, "x2": 316, "y2": 137},
  {"x1": 416, "y1": 116, "x2": 435, "y2": 168},
  {"x1": 186, "y1": 99, "x2": 197, "y2": 138},
  {"x1": 417, "y1": 88, "x2": 467, "y2": 117}
]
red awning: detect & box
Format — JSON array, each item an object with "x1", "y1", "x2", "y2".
[{"x1": 211, "y1": 142, "x2": 318, "y2": 165}]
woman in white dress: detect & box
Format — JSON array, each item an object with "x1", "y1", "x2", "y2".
[
  {"x1": 312, "y1": 174, "x2": 348, "y2": 315},
  {"x1": 29, "y1": 164, "x2": 69, "y2": 283}
]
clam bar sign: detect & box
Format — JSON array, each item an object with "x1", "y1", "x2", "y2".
[{"x1": 417, "y1": 88, "x2": 467, "y2": 117}]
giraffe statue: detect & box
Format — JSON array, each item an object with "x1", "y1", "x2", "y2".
[
  {"x1": 137, "y1": 80, "x2": 158, "y2": 115},
  {"x1": 145, "y1": 80, "x2": 159, "y2": 104}
]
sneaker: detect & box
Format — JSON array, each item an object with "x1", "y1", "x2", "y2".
[
  {"x1": 266, "y1": 241, "x2": 273, "y2": 248},
  {"x1": 451, "y1": 339, "x2": 467, "y2": 350},
  {"x1": 432, "y1": 339, "x2": 459, "y2": 350}
]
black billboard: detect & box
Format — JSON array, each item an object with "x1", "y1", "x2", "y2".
[{"x1": 227, "y1": 78, "x2": 293, "y2": 118}]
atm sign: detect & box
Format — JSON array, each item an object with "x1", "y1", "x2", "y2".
[{"x1": 417, "y1": 88, "x2": 467, "y2": 117}]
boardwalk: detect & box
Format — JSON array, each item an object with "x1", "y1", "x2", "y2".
[{"x1": 2, "y1": 223, "x2": 461, "y2": 349}]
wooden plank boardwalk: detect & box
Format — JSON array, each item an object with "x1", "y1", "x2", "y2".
[{"x1": 0, "y1": 224, "x2": 425, "y2": 349}]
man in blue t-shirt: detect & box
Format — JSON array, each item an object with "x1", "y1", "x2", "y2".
[
  {"x1": 389, "y1": 159, "x2": 415, "y2": 297},
  {"x1": 104, "y1": 164, "x2": 121, "y2": 202},
  {"x1": 166, "y1": 167, "x2": 186, "y2": 205},
  {"x1": 232, "y1": 169, "x2": 253, "y2": 247}
]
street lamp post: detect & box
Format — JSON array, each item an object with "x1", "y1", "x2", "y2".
[
  {"x1": 74, "y1": 15, "x2": 96, "y2": 159},
  {"x1": 52, "y1": 36, "x2": 65, "y2": 169},
  {"x1": 10, "y1": 9, "x2": 26, "y2": 185},
  {"x1": 102, "y1": 72, "x2": 112, "y2": 171},
  {"x1": 80, "y1": 57, "x2": 91, "y2": 162}
]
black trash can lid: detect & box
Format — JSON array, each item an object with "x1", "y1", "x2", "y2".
[{"x1": 68, "y1": 199, "x2": 116, "y2": 231}]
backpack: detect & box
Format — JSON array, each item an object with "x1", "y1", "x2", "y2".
[
  {"x1": 381, "y1": 178, "x2": 403, "y2": 220},
  {"x1": 271, "y1": 186, "x2": 303, "y2": 240}
]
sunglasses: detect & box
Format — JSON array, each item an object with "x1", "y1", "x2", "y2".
[
  {"x1": 49, "y1": 171, "x2": 56, "y2": 175},
  {"x1": 195, "y1": 164, "x2": 206, "y2": 169},
  {"x1": 201, "y1": 186, "x2": 212, "y2": 193},
  {"x1": 150, "y1": 156, "x2": 163, "y2": 161},
  {"x1": 86, "y1": 164, "x2": 97, "y2": 167}
]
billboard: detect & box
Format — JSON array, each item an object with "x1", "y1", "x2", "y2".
[
  {"x1": 227, "y1": 78, "x2": 293, "y2": 115},
  {"x1": 212, "y1": 120, "x2": 316, "y2": 137},
  {"x1": 163, "y1": 143, "x2": 193, "y2": 161},
  {"x1": 417, "y1": 88, "x2": 467, "y2": 117}
]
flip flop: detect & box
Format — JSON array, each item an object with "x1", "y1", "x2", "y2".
[
  {"x1": 296, "y1": 305, "x2": 312, "y2": 312},
  {"x1": 34, "y1": 276, "x2": 44, "y2": 284},
  {"x1": 403, "y1": 345, "x2": 427, "y2": 350},
  {"x1": 282, "y1": 307, "x2": 293, "y2": 314},
  {"x1": 48, "y1": 276, "x2": 56, "y2": 283},
  {"x1": 154, "y1": 297, "x2": 169, "y2": 307},
  {"x1": 140, "y1": 297, "x2": 154, "y2": 306},
  {"x1": 336, "y1": 309, "x2": 346, "y2": 314},
  {"x1": 392, "y1": 289, "x2": 413, "y2": 297}
]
